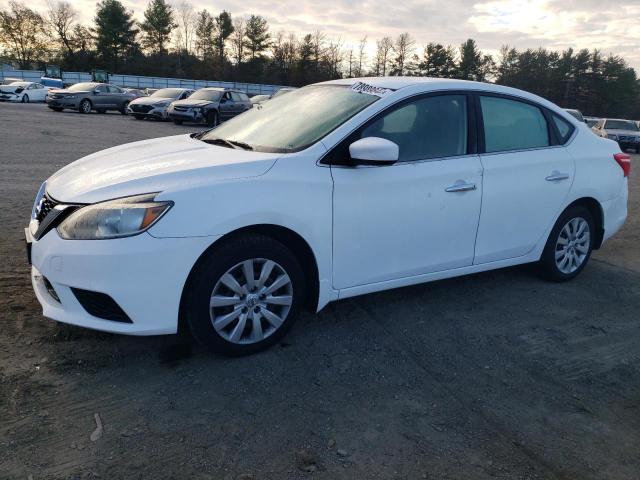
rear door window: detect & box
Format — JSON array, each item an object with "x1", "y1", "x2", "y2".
[{"x1": 480, "y1": 96, "x2": 549, "y2": 153}]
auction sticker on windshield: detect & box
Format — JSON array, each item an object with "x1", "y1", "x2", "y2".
[{"x1": 350, "y1": 81, "x2": 393, "y2": 97}]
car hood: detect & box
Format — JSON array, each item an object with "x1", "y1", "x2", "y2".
[
  {"x1": 171, "y1": 99, "x2": 216, "y2": 107},
  {"x1": 0, "y1": 85, "x2": 24, "y2": 94},
  {"x1": 605, "y1": 129, "x2": 640, "y2": 136},
  {"x1": 46, "y1": 134, "x2": 280, "y2": 204},
  {"x1": 130, "y1": 96, "x2": 175, "y2": 106}
]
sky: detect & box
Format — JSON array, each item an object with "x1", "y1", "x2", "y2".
[{"x1": 12, "y1": 0, "x2": 640, "y2": 70}]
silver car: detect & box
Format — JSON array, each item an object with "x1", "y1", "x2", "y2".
[
  {"x1": 127, "y1": 88, "x2": 194, "y2": 121},
  {"x1": 46, "y1": 82, "x2": 131, "y2": 114}
]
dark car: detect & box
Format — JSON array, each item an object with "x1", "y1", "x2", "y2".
[
  {"x1": 593, "y1": 118, "x2": 640, "y2": 153},
  {"x1": 167, "y1": 88, "x2": 252, "y2": 126},
  {"x1": 46, "y1": 82, "x2": 131, "y2": 114}
]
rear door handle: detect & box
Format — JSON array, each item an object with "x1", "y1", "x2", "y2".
[
  {"x1": 445, "y1": 181, "x2": 476, "y2": 193},
  {"x1": 545, "y1": 172, "x2": 570, "y2": 182}
]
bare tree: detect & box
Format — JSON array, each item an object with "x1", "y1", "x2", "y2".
[
  {"x1": 0, "y1": 2, "x2": 48, "y2": 68},
  {"x1": 230, "y1": 17, "x2": 245, "y2": 65},
  {"x1": 375, "y1": 36, "x2": 393, "y2": 76},
  {"x1": 391, "y1": 32, "x2": 415, "y2": 76},
  {"x1": 174, "y1": 0, "x2": 195, "y2": 53},
  {"x1": 355, "y1": 35, "x2": 367, "y2": 76},
  {"x1": 311, "y1": 30, "x2": 325, "y2": 73},
  {"x1": 46, "y1": 0, "x2": 77, "y2": 55}
]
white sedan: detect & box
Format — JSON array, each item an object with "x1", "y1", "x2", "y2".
[
  {"x1": 0, "y1": 81, "x2": 50, "y2": 102},
  {"x1": 26, "y1": 77, "x2": 629, "y2": 356}
]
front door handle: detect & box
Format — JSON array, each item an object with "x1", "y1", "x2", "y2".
[
  {"x1": 545, "y1": 172, "x2": 570, "y2": 182},
  {"x1": 445, "y1": 181, "x2": 476, "y2": 193}
]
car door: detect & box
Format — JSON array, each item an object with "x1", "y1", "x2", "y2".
[
  {"x1": 219, "y1": 92, "x2": 235, "y2": 120},
  {"x1": 31, "y1": 84, "x2": 46, "y2": 101},
  {"x1": 108, "y1": 85, "x2": 126, "y2": 108},
  {"x1": 473, "y1": 94, "x2": 575, "y2": 264},
  {"x1": 330, "y1": 93, "x2": 483, "y2": 289},
  {"x1": 93, "y1": 84, "x2": 113, "y2": 107}
]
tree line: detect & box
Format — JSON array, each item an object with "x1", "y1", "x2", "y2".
[{"x1": 1, "y1": 0, "x2": 638, "y2": 118}]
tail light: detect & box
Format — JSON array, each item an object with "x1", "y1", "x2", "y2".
[{"x1": 613, "y1": 153, "x2": 631, "y2": 177}]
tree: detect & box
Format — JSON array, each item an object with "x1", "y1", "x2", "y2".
[
  {"x1": 46, "y1": 1, "x2": 77, "y2": 56},
  {"x1": 93, "y1": 0, "x2": 138, "y2": 71},
  {"x1": 194, "y1": 9, "x2": 215, "y2": 59},
  {"x1": 355, "y1": 35, "x2": 367, "y2": 77},
  {"x1": 374, "y1": 36, "x2": 393, "y2": 76},
  {"x1": 244, "y1": 15, "x2": 270, "y2": 60},
  {"x1": 457, "y1": 38, "x2": 493, "y2": 81},
  {"x1": 215, "y1": 11, "x2": 234, "y2": 68},
  {"x1": 390, "y1": 32, "x2": 415, "y2": 76},
  {"x1": 230, "y1": 17, "x2": 245, "y2": 64},
  {"x1": 174, "y1": 1, "x2": 195, "y2": 53},
  {"x1": 418, "y1": 42, "x2": 457, "y2": 78},
  {"x1": 139, "y1": 0, "x2": 176, "y2": 54},
  {"x1": 0, "y1": 2, "x2": 48, "y2": 68}
]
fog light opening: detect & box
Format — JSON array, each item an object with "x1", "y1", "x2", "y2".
[{"x1": 43, "y1": 277, "x2": 61, "y2": 303}]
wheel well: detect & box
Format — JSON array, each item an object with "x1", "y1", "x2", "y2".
[
  {"x1": 565, "y1": 197, "x2": 604, "y2": 249},
  {"x1": 178, "y1": 224, "x2": 320, "y2": 333}
]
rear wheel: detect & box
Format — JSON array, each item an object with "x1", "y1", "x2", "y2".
[
  {"x1": 538, "y1": 205, "x2": 594, "y2": 281},
  {"x1": 79, "y1": 99, "x2": 91, "y2": 114},
  {"x1": 173, "y1": 119, "x2": 183, "y2": 125},
  {"x1": 184, "y1": 234, "x2": 306, "y2": 356},
  {"x1": 206, "y1": 110, "x2": 219, "y2": 127}
]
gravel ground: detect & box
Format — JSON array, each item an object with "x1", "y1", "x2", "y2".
[{"x1": 1, "y1": 102, "x2": 639, "y2": 480}]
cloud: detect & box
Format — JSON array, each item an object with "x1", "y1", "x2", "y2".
[{"x1": 5, "y1": 0, "x2": 640, "y2": 69}]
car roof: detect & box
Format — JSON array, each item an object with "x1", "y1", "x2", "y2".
[{"x1": 318, "y1": 77, "x2": 567, "y2": 116}]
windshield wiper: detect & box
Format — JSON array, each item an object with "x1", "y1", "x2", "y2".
[
  {"x1": 200, "y1": 137, "x2": 237, "y2": 149},
  {"x1": 227, "y1": 140, "x2": 253, "y2": 150}
]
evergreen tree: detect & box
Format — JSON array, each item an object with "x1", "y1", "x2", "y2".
[
  {"x1": 215, "y1": 11, "x2": 234, "y2": 69},
  {"x1": 93, "y1": 0, "x2": 138, "y2": 71},
  {"x1": 140, "y1": 0, "x2": 176, "y2": 54},
  {"x1": 194, "y1": 9, "x2": 215, "y2": 59},
  {"x1": 244, "y1": 15, "x2": 270, "y2": 60},
  {"x1": 418, "y1": 43, "x2": 457, "y2": 78}
]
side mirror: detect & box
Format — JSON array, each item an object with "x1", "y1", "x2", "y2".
[
  {"x1": 93, "y1": 89, "x2": 100, "y2": 95},
  {"x1": 349, "y1": 137, "x2": 399, "y2": 165}
]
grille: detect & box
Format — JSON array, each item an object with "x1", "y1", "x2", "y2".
[
  {"x1": 619, "y1": 135, "x2": 638, "y2": 143},
  {"x1": 71, "y1": 288, "x2": 132, "y2": 323},
  {"x1": 36, "y1": 195, "x2": 58, "y2": 223},
  {"x1": 174, "y1": 105, "x2": 190, "y2": 112},
  {"x1": 131, "y1": 104, "x2": 153, "y2": 113}
]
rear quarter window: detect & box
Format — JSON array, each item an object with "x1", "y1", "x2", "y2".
[{"x1": 552, "y1": 114, "x2": 574, "y2": 144}]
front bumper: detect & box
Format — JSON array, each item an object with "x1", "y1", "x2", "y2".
[
  {"x1": 46, "y1": 97, "x2": 79, "y2": 109},
  {"x1": 127, "y1": 105, "x2": 170, "y2": 119},
  {"x1": 0, "y1": 94, "x2": 19, "y2": 102},
  {"x1": 28, "y1": 228, "x2": 217, "y2": 335},
  {"x1": 167, "y1": 108, "x2": 205, "y2": 123}
]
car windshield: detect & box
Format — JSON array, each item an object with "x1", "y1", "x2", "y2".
[
  {"x1": 150, "y1": 88, "x2": 185, "y2": 99},
  {"x1": 68, "y1": 83, "x2": 97, "y2": 92},
  {"x1": 201, "y1": 85, "x2": 381, "y2": 152},
  {"x1": 606, "y1": 120, "x2": 639, "y2": 131},
  {"x1": 189, "y1": 90, "x2": 223, "y2": 101}
]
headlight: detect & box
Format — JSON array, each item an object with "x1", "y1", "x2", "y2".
[
  {"x1": 154, "y1": 101, "x2": 171, "y2": 107},
  {"x1": 607, "y1": 134, "x2": 618, "y2": 140},
  {"x1": 57, "y1": 193, "x2": 173, "y2": 240},
  {"x1": 64, "y1": 94, "x2": 77, "y2": 99}
]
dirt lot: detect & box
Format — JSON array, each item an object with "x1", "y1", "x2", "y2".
[{"x1": 1, "y1": 102, "x2": 639, "y2": 480}]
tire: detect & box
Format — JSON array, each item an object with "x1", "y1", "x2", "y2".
[
  {"x1": 173, "y1": 119, "x2": 183, "y2": 125},
  {"x1": 79, "y1": 99, "x2": 92, "y2": 114},
  {"x1": 120, "y1": 102, "x2": 129, "y2": 115},
  {"x1": 21, "y1": 94, "x2": 29, "y2": 103},
  {"x1": 206, "y1": 110, "x2": 219, "y2": 127},
  {"x1": 133, "y1": 115, "x2": 144, "y2": 120},
  {"x1": 538, "y1": 205, "x2": 594, "y2": 281},
  {"x1": 183, "y1": 234, "x2": 306, "y2": 356}
]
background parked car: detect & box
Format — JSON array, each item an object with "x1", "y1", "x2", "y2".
[
  {"x1": 250, "y1": 94, "x2": 270, "y2": 105},
  {"x1": 127, "y1": 88, "x2": 194, "y2": 120},
  {"x1": 564, "y1": 108, "x2": 585, "y2": 122},
  {"x1": 46, "y1": 82, "x2": 131, "y2": 114},
  {"x1": 123, "y1": 88, "x2": 147, "y2": 100},
  {"x1": 584, "y1": 116, "x2": 601, "y2": 128},
  {"x1": 271, "y1": 87, "x2": 297, "y2": 99},
  {"x1": 0, "y1": 81, "x2": 50, "y2": 103},
  {"x1": 593, "y1": 118, "x2": 640, "y2": 153},
  {"x1": 167, "y1": 87, "x2": 252, "y2": 126}
]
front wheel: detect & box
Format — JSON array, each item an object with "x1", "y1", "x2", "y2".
[
  {"x1": 183, "y1": 234, "x2": 306, "y2": 356},
  {"x1": 206, "y1": 110, "x2": 219, "y2": 127},
  {"x1": 21, "y1": 94, "x2": 29, "y2": 103},
  {"x1": 120, "y1": 102, "x2": 129, "y2": 115},
  {"x1": 79, "y1": 99, "x2": 92, "y2": 114},
  {"x1": 538, "y1": 206, "x2": 594, "y2": 281}
]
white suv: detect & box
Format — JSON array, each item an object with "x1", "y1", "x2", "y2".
[{"x1": 26, "y1": 78, "x2": 629, "y2": 355}]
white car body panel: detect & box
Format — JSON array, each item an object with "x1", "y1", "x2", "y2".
[
  {"x1": 27, "y1": 77, "x2": 628, "y2": 335},
  {"x1": 0, "y1": 81, "x2": 49, "y2": 102}
]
